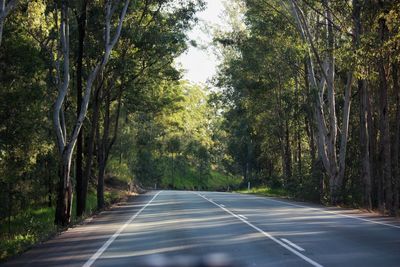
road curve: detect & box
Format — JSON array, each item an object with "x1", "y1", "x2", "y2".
[{"x1": 2, "y1": 190, "x2": 400, "y2": 267}]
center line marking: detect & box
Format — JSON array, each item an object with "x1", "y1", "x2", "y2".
[
  {"x1": 195, "y1": 193, "x2": 323, "y2": 267},
  {"x1": 83, "y1": 191, "x2": 162, "y2": 267},
  {"x1": 281, "y1": 238, "x2": 305, "y2": 252}
]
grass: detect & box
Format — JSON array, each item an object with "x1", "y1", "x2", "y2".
[
  {"x1": 0, "y1": 188, "x2": 127, "y2": 262},
  {"x1": 105, "y1": 190, "x2": 126, "y2": 205},
  {"x1": 208, "y1": 170, "x2": 242, "y2": 190},
  {"x1": 0, "y1": 206, "x2": 57, "y2": 261},
  {"x1": 237, "y1": 186, "x2": 288, "y2": 198}
]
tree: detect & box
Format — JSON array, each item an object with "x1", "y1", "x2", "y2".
[
  {"x1": 289, "y1": 0, "x2": 354, "y2": 204},
  {"x1": 0, "y1": 0, "x2": 19, "y2": 45},
  {"x1": 52, "y1": 0, "x2": 132, "y2": 226}
]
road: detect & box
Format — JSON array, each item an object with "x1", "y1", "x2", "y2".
[{"x1": 2, "y1": 190, "x2": 400, "y2": 267}]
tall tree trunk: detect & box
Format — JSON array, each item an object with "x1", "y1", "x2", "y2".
[
  {"x1": 297, "y1": 125, "x2": 302, "y2": 175},
  {"x1": 290, "y1": 0, "x2": 352, "y2": 205},
  {"x1": 336, "y1": 72, "x2": 353, "y2": 195},
  {"x1": 285, "y1": 119, "x2": 292, "y2": 182},
  {"x1": 53, "y1": 0, "x2": 131, "y2": 225},
  {"x1": 96, "y1": 114, "x2": 105, "y2": 209},
  {"x1": 392, "y1": 62, "x2": 400, "y2": 214},
  {"x1": 96, "y1": 83, "x2": 123, "y2": 208},
  {"x1": 82, "y1": 82, "x2": 102, "y2": 213},
  {"x1": 75, "y1": 0, "x2": 88, "y2": 217},
  {"x1": 275, "y1": 76, "x2": 290, "y2": 184},
  {"x1": 323, "y1": 0, "x2": 351, "y2": 205},
  {"x1": 304, "y1": 60, "x2": 316, "y2": 165},
  {"x1": 295, "y1": 72, "x2": 302, "y2": 176},
  {"x1": 97, "y1": 152, "x2": 106, "y2": 210},
  {"x1": 353, "y1": 0, "x2": 372, "y2": 210},
  {"x1": 53, "y1": 0, "x2": 72, "y2": 226},
  {"x1": 7, "y1": 182, "x2": 12, "y2": 236},
  {"x1": 359, "y1": 79, "x2": 372, "y2": 209},
  {"x1": 55, "y1": 151, "x2": 73, "y2": 226},
  {"x1": 47, "y1": 159, "x2": 52, "y2": 207},
  {"x1": 367, "y1": 80, "x2": 378, "y2": 207},
  {"x1": 378, "y1": 17, "x2": 393, "y2": 213},
  {"x1": 0, "y1": 18, "x2": 3, "y2": 46},
  {"x1": 97, "y1": 90, "x2": 111, "y2": 210}
]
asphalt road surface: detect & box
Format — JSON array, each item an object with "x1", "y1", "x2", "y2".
[{"x1": 2, "y1": 190, "x2": 400, "y2": 267}]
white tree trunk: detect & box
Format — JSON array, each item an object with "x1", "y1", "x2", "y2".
[
  {"x1": 53, "y1": 0, "x2": 131, "y2": 225},
  {"x1": 288, "y1": 0, "x2": 353, "y2": 204},
  {"x1": 0, "y1": 0, "x2": 18, "y2": 46}
]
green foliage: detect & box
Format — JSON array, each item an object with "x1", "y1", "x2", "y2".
[
  {"x1": 0, "y1": 0, "x2": 208, "y2": 261},
  {"x1": 2, "y1": 0, "x2": 400, "y2": 262},
  {"x1": 215, "y1": 0, "x2": 400, "y2": 213},
  {"x1": 214, "y1": 0, "x2": 309, "y2": 193},
  {"x1": 112, "y1": 81, "x2": 238, "y2": 191},
  {"x1": 0, "y1": 207, "x2": 56, "y2": 261},
  {"x1": 0, "y1": 191, "x2": 113, "y2": 262},
  {"x1": 237, "y1": 187, "x2": 288, "y2": 198},
  {"x1": 107, "y1": 159, "x2": 133, "y2": 184}
]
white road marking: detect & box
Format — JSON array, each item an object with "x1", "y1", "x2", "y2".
[
  {"x1": 281, "y1": 238, "x2": 305, "y2": 252},
  {"x1": 220, "y1": 204, "x2": 225, "y2": 207},
  {"x1": 252, "y1": 196, "x2": 400, "y2": 230},
  {"x1": 83, "y1": 191, "x2": 162, "y2": 267},
  {"x1": 195, "y1": 193, "x2": 323, "y2": 267},
  {"x1": 238, "y1": 214, "x2": 248, "y2": 220}
]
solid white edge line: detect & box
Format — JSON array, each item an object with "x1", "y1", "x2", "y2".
[
  {"x1": 238, "y1": 214, "x2": 248, "y2": 220},
  {"x1": 220, "y1": 204, "x2": 225, "y2": 207},
  {"x1": 195, "y1": 193, "x2": 323, "y2": 267},
  {"x1": 281, "y1": 238, "x2": 305, "y2": 252},
  {"x1": 248, "y1": 195, "x2": 400, "y2": 230},
  {"x1": 83, "y1": 191, "x2": 162, "y2": 267}
]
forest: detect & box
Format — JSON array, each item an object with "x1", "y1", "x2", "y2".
[
  {"x1": 1, "y1": 0, "x2": 400, "y2": 262},
  {"x1": 214, "y1": 0, "x2": 400, "y2": 213}
]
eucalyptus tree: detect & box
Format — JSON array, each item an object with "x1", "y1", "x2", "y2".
[
  {"x1": 288, "y1": 0, "x2": 355, "y2": 204},
  {"x1": 353, "y1": 0, "x2": 372, "y2": 209},
  {"x1": 88, "y1": 0, "x2": 203, "y2": 209},
  {"x1": 52, "y1": 0, "x2": 132, "y2": 226},
  {"x1": 215, "y1": 0, "x2": 400, "y2": 213}
]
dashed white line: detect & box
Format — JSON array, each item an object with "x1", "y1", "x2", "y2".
[
  {"x1": 195, "y1": 193, "x2": 323, "y2": 267},
  {"x1": 281, "y1": 238, "x2": 305, "y2": 252},
  {"x1": 83, "y1": 191, "x2": 162, "y2": 267}
]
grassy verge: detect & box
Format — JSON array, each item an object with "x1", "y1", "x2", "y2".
[
  {"x1": 0, "y1": 188, "x2": 128, "y2": 262},
  {"x1": 208, "y1": 171, "x2": 242, "y2": 190},
  {"x1": 236, "y1": 186, "x2": 289, "y2": 198},
  {"x1": 0, "y1": 206, "x2": 57, "y2": 261}
]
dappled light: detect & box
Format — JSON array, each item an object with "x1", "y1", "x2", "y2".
[
  {"x1": 2, "y1": 0, "x2": 400, "y2": 266},
  {"x1": 4, "y1": 191, "x2": 400, "y2": 267}
]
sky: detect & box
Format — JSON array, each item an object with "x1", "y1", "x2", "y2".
[{"x1": 176, "y1": 0, "x2": 226, "y2": 85}]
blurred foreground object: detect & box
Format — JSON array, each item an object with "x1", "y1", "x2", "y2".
[{"x1": 143, "y1": 253, "x2": 243, "y2": 267}]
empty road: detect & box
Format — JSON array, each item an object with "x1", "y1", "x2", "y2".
[{"x1": 2, "y1": 190, "x2": 400, "y2": 267}]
